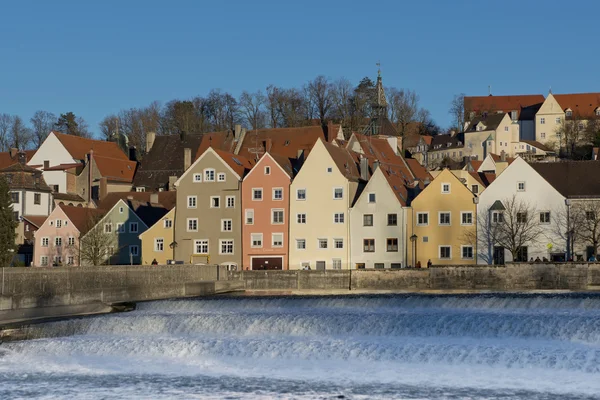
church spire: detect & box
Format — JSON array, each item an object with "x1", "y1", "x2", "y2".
[{"x1": 373, "y1": 62, "x2": 388, "y2": 115}]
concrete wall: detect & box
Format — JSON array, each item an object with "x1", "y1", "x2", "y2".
[
  {"x1": 0, "y1": 264, "x2": 234, "y2": 313},
  {"x1": 233, "y1": 263, "x2": 600, "y2": 292}
]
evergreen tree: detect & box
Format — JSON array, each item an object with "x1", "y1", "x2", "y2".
[{"x1": 0, "y1": 175, "x2": 16, "y2": 267}]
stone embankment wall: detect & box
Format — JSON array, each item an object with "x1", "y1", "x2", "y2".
[
  {"x1": 233, "y1": 263, "x2": 600, "y2": 291},
  {"x1": 0, "y1": 264, "x2": 236, "y2": 314}
]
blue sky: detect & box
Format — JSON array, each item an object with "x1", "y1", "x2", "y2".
[{"x1": 1, "y1": 0, "x2": 599, "y2": 137}]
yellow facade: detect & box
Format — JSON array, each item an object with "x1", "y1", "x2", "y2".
[
  {"x1": 139, "y1": 207, "x2": 175, "y2": 265},
  {"x1": 408, "y1": 169, "x2": 477, "y2": 266}
]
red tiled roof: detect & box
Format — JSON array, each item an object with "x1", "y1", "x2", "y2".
[
  {"x1": 93, "y1": 155, "x2": 137, "y2": 183},
  {"x1": 59, "y1": 204, "x2": 105, "y2": 235},
  {"x1": 490, "y1": 153, "x2": 516, "y2": 164},
  {"x1": 380, "y1": 166, "x2": 409, "y2": 206},
  {"x1": 468, "y1": 171, "x2": 496, "y2": 188},
  {"x1": 519, "y1": 140, "x2": 555, "y2": 153},
  {"x1": 469, "y1": 160, "x2": 483, "y2": 171},
  {"x1": 553, "y1": 93, "x2": 600, "y2": 118},
  {"x1": 0, "y1": 150, "x2": 36, "y2": 170},
  {"x1": 53, "y1": 131, "x2": 129, "y2": 161},
  {"x1": 464, "y1": 95, "x2": 545, "y2": 120},
  {"x1": 405, "y1": 158, "x2": 431, "y2": 182},
  {"x1": 23, "y1": 215, "x2": 48, "y2": 228},
  {"x1": 322, "y1": 140, "x2": 361, "y2": 181},
  {"x1": 213, "y1": 149, "x2": 255, "y2": 179}
]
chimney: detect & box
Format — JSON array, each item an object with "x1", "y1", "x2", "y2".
[
  {"x1": 146, "y1": 132, "x2": 156, "y2": 153},
  {"x1": 9, "y1": 148, "x2": 17, "y2": 159},
  {"x1": 500, "y1": 150, "x2": 506, "y2": 162},
  {"x1": 88, "y1": 149, "x2": 94, "y2": 203},
  {"x1": 168, "y1": 175, "x2": 177, "y2": 191},
  {"x1": 129, "y1": 146, "x2": 137, "y2": 161},
  {"x1": 183, "y1": 148, "x2": 192, "y2": 171},
  {"x1": 373, "y1": 160, "x2": 380, "y2": 171},
  {"x1": 99, "y1": 177, "x2": 108, "y2": 200},
  {"x1": 263, "y1": 138, "x2": 272, "y2": 152},
  {"x1": 150, "y1": 193, "x2": 159, "y2": 204},
  {"x1": 360, "y1": 156, "x2": 370, "y2": 181},
  {"x1": 234, "y1": 124, "x2": 242, "y2": 140},
  {"x1": 18, "y1": 151, "x2": 27, "y2": 165},
  {"x1": 44, "y1": 160, "x2": 50, "y2": 170}
]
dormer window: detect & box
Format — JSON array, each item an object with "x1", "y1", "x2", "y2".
[
  {"x1": 565, "y1": 109, "x2": 573, "y2": 118},
  {"x1": 596, "y1": 108, "x2": 600, "y2": 116}
]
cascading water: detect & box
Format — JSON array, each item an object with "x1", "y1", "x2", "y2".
[{"x1": 2, "y1": 293, "x2": 600, "y2": 399}]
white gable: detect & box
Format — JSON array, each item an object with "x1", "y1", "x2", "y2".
[{"x1": 27, "y1": 132, "x2": 77, "y2": 168}]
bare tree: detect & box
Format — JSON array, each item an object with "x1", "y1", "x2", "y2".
[
  {"x1": 0, "y1": 114, "x2": 11, "y2": 151},
  {"x1": 239, "y1": 91, "x2": 266, "y2": 130},
  {"x1": 330, "y1": 78, "x2": 353, "y2": 134},
  {"x1": 476, "y1": 195, "x2": 543, "y2": 262},
  {"x1": 573, "y1": 201, "x2": 600, "y2": 259},
  {"x1": 30, "y1": 110, "x2": 56, "y2": 147},
  {"x1": 449, "y1": 93, "x2": 466, "y2": 133},
  {"x1": 556, "y1": 113, "x2": 589, "y2": 159},
  {"x1": 266, "y1": 85, "x2": 282, "y2": 128},
  {"x1": 10, "y1": 116, "x2": 33, "y2": 150},
  {"x1": 99, "y1": 114, "x2": 119, "y2": 140},
  {"x1": 307, "y1": 75, "x2": 332, "y2": 125},
  {"x1": 387, "y1": 87, "x2": 419, "y2": 137},
  {"x1": 78, "y1": 214, "x2": 117, "y2": 266}
]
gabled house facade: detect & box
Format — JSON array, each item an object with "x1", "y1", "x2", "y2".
[
  {"x1": 139, "y1": 207, "x2": 176, "y2": 265},
  {"x1": 409, "y1": 169, "x2": 477, "y2": 266},
  {"x1": 241, "y1": 152, "x2": 293, "y2": 270},
  {"x1": 33, "y1": 205, "x2": 103, "y2": 267},
  {"x1": 476, "y1": 157, "x2": 566, "y2": 264},
  {"x1": 349, "y1": 166, "x2": 410, "y2": 269},
  {"x1": 288, "y1": 139, "x2": 362, "y2": 270},
  {"x1": 173, "y1": 147, "x2": 254, "y2": 267},
  {"x1": 1, "y1": 162, "x2": 53, "y2": 221}
]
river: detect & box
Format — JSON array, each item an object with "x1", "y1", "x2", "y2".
[{"x1": 1, "y1": 293, "x2": 600, "y2": 399}]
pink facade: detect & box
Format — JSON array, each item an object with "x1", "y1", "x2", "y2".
[
  {"x1": 242, "y1": 153, "x2": 292, "y2": 270},
  {"x1": 33, "y1": 206, "x2": 81, "y2": 267}
]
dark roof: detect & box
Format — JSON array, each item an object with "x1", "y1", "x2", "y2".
[
  {"x1": 43, "y1": 163, "x2": 83, "y2": 171},
  {"x1": 530, "y1": 161, "x2": 600, "y2": 198},
  {"x1": 322, "y1": 140, "x2": 361, "y2": 181},
  {"x1": 465, "y1": 113, "x2": 506, "y2": 132},
  {"x1": 362, "y1": 116, "x2": 399, "y2": 137},
  {"x1": 430, "y1": 132, "x2": 465, "y2": 151},
  {"x1": 96, "y1": 191, "x2": 177, "y2": 227},
  {"x1": 519, "y1": 140, "x2": 555, "y2": 153},
  {"x1": 469, "y1": 171, "x2": 496, "y2": 188},
  {"x1": 268, "y1": 152, "x2": 294, "y2": 178},
  {"x1": 53, "y1": 192, "x2": 86, "y2": 202},
  {"x1": 0, "y1": 163, "x2": 52, "y2": 192},
  {"x1": 132, "y1": 133, "x2": 205, "y2": 190}
]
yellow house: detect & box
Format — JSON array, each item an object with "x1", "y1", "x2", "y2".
[
  {"x1": 408, "y1": 169, "x2": 477, "y2": 266},
  {"x1": 139, "y1": 207, "x2": 176, "y2": 265}
]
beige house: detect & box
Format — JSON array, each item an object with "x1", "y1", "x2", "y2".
[
  {"x1": 173, "y1": 147, "x2": 254, "y2": 267},
  {"x1": 139, "y1": 207, "x2": 176, "y2": 265},
  {"x1": 463, "y1": 113, "x2": 518, "y2": 160},
  {"x1": 288, "y1": 139, "x2": 362, "y2": 270},
  {"x1": 409, "y1": 169, "x2": 477, "y2": 266}
]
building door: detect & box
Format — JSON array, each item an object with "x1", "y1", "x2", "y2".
[
  {"x1": 587, "y1": 246, "x2": 595, "y2": 261},
  {"x1": 316, "y1": 261, "x2": 326, "y2": 270},
  {"x1": 493, "y1": 246, "x2": 505, "y2": 265},
  {"x1": 516, "y1": 246, "x2": 528, "y2": 262},
  {"x1": 251, "y1": 257, "x2": 283, "y2": 270}
]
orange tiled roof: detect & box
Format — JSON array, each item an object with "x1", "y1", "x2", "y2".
[
  {"x1": 553, "y1": 93, "x2": 600, "y2": 118},
  {"x1": 213, "y1": 149, "x2": 255, "y2": 179},
  {"x1": 23, "y1": 215, "x2": 48, "y2": 228},
  {"x1": 322, "y1": 140, "x2": 361, "y2": 181},
  {"x1": 93, "y1": 154, "x2": 137, "y2": 183},
  {"x1": 464, "y1": 95, "x2": 545, "y2": 120},
  {"x1": 0, "y1": 150, "x2": 36, "y2": 170},
  {"x1": 60, "y1": 204, "x2": 105, "y2": 235},
  {"x1": 490, "y1": 153, "x2": 516, "y2": 164},
  {"x1": 380, "y1": 166, "x2": 409, "y2": 206},
  {"x1": 43, "y1": 163, "x2": 83, "y2": 171},
  {"x1": 53, "y1": 131, "x2": 129, "y2": 161}
]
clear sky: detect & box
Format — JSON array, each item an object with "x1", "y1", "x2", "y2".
[{"x1": 1, "y1": 0, "x2": 599, "y2": 137}]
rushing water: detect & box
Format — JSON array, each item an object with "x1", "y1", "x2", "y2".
[{"x1": 2, "y1": 293, "x2": 600, "y2": 399}]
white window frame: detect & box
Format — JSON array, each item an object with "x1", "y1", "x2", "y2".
[
  {"x1": 67, "y1": 236, "x2": 75, "y2": 246},
  {"x1": 210, "y1": 196, "x2": 220, "y2": 208},
  {"x1": 226, "y1": 195, "x2": 235, "y2": 208},
  {"x1": 461, "y1": 245, "x2": 474, "y2": 260},
  {"x1": 272, "y1": 233, "x2": 284, "y2": 248},
  {"x1": 296, "y1": 239, "x2": 306, "y2": 250},
  {"x1": 439, "y1": 245, "x2": 452, "y2": 260},
  {"x1": 296, "y1": 188, "x2": 306, "y2": 200},
  {"x1": 155, "y1": 238, "x2": 164, "y2": 252},
  {"x1": 129, "y1": 222, "x2": 138, "y2": 233},
  {"x1": 334, "y1": 238, "x2": 344, "y2": 249},
  {"x1": 217, "y1": 172, "x2": 226, "y2": 182},
  {"x1": 540, "y1": 117, "x2": 545, "y2": 125},
  {"x1": 438, "y1": 211, "x2": 451, "y2": 226},
  {"x1": 252, "y1": 188, "x2": 263, "y2": 201},
  {"x1": 104, "y1": 223, "x2": 112, "y2": 233},
  {"x1": 251, "y1": 233, "x2": 263, "y2": 248},
  {"x1": 333, "y1": 212, "x2": 344, "y2": 224},
  {"x1": 193, "y1": 173, "x2": 202, "y2": 182},
  {"x1": 264, "y1": 166, "x2": 271, "y2": 175},
  {"x1": 318, "y1": 238, "x2": 328, "y2": 249},
  {"x1": 194, "y1": 239, "x2": 209, "y2": 254},
  {"x1": 221, "y1": 219, "x2": 232, "y2": 232},
  {"x1": 187, "y1": 218, "x2": 198, "y2": 232},
  {"x1": 204, "y1": 168, "x2": 215, "y2": 182},
  {"x1": 555, "y1": 117, "x2": 561, "y2": 124},
  {"x1": 41, "y1": 237, "x2": 49, "y2": 247},
  {"x1": 333, "y1": 187, "x2": 343, "y2": 200},
  {"x1": 416, "y1": 212, "x2": 429, "y2": 226},
  {"x1": 40, "y1": 256, "x2": 49, "y2": 266},
  {"x1": 517, "y1": 181, "x2": 526, "y2": 192},
  {"x1": 272, "y1": 188, "x2": 283, "y2": 201},
  {"x1": 55, "y1": 237, "x2": 62, "y2": 247},
  {"x1": 297, "y1": 213, "x2": 306, "y2": 224},
  {"x1": 245, "y1": 209, "x2": 254, "y2": 225},
  {"x1": 368, "y1": 193, "x2": 376, "y2": 203},
  {"x1": 187, "y1": 195, "x2": 197, "y2": 209},
  {"x1": 164, "y1": 219, "x2": 173, "y2": 228},
  {"x1": 271, "y1": 209, "x2": 284, "y2": 224},
  {"x1": 116, "y1": 222, "x2": 125, "y2": 233},
  {"x1": 332, "y1": 259, "x2": 342, "y2": 270},
  {"x1": 219, "y1": 239, "x2": 234, "y2": 255},
  {"x1": 56, "y1": 219, "x2": 62, "y2": 228},
  {"x1": 119, "y1": 207, "x2": 124, "y2": 214},
  {"x1": 441, "y1": 183, "x2": 451, "y2": 194},
  {"x1": 461, "y1": 211, "x2": 473, "y2": 226},
  {"x1": 540, "y1": 211, "x2": 551, "y2": 225}
]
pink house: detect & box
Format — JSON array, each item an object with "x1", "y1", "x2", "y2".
[
  {"x1": 242, "y1": 152, "x2": 293, "y2": 270},
  {"x1": 33, "y1": 204, "x2": 103, "y2": 267}
]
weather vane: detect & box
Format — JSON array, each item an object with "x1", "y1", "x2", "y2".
[{"x1": 376, "y1": 61, "x2": 381, "y2": 77}]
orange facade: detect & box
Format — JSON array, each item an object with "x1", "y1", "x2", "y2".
[{"x1": 241, "y1": 153, "x2": 292, "y2": 270}]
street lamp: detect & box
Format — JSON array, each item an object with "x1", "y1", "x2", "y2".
[
  {"x1": 410, "y1": 234, "x2": 418, "y2": 268},
  {"x1": 473, "y1": 196, "x2": 479, "y2": 264}
]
